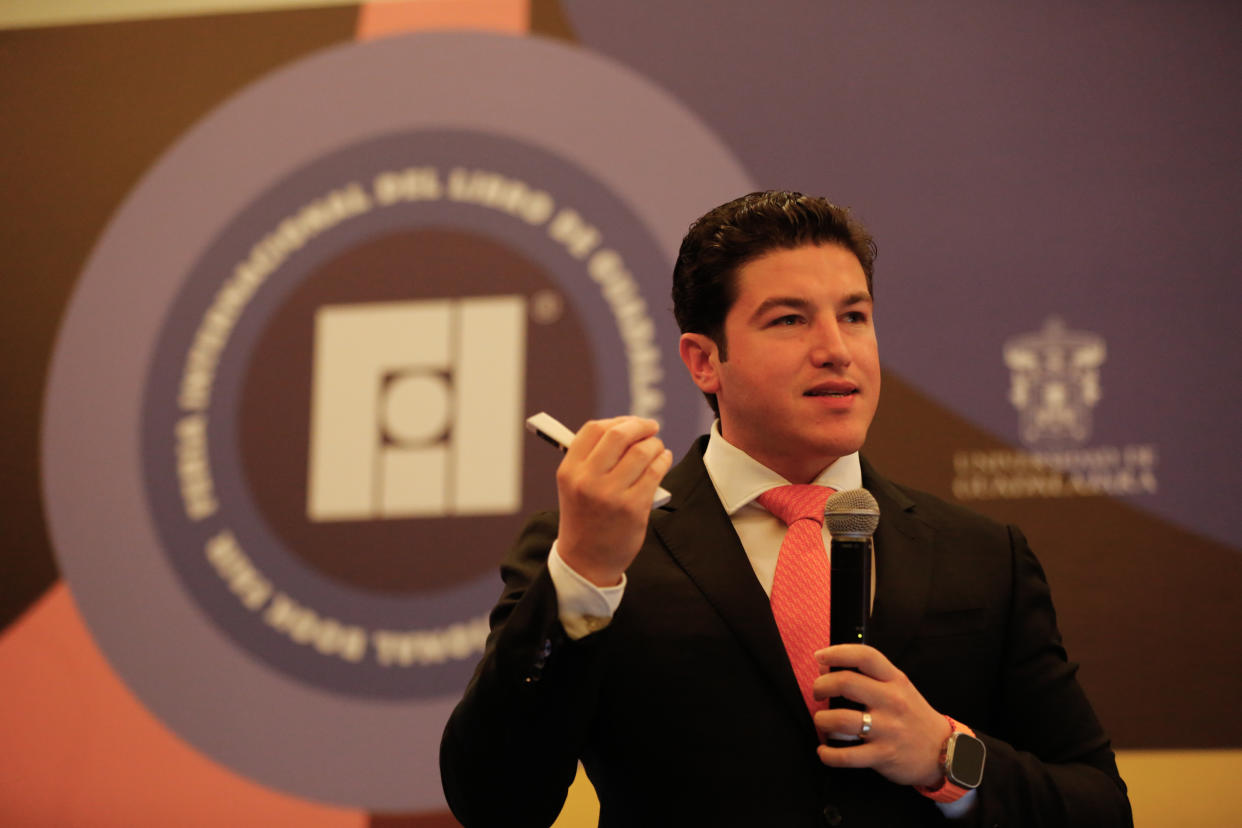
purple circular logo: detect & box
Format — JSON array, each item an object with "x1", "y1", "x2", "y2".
[{"x1": 43, "y1": 31, "x2": 751, "y2": 810}]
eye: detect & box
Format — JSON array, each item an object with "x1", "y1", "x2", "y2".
[
  {"x1": 769, "y1": 314, "x2": 804, "y2": 327},
  {"x1": 842, "y1": 310, "x2": 869, "y2": 324}
]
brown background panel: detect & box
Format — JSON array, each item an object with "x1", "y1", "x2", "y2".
[
  {"x1": 867, "y1": 368, "x2": 1242, "y2": 749},
  {"x1": 530, "y1": 0, "x2": 575, "y2": 42},
  {"x1": 0, "y1": 5, "x2": 359, "y2": 632}
]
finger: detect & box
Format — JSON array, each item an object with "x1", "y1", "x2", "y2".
[
  {"x1": 811, "y1": 668, "x2": 885, "y2": 709},
  {"x1": 625, "y1": 447, "x2": 673, "y2": 500},
  {"x1": 651, "y1": 447, "x2": 674, "y2": 479},
  {"x1": 813, "y1": 708, "x2": 870, "y2": 739},
  {"x1": 815, "y1": 644, "x2": 903, "y2": 681},
  {"x1": 579, "y1": 417, "x2": 661, "y2": 474},
  {"x1": 563, "y1": 417, "x2": 632, "y2": 462},
  {"x1": 610, "y1": 435, "x2": 667, "y2": 489},
  {"x1": 816, "y1": 742, "x2": 882, "y2": 770}
]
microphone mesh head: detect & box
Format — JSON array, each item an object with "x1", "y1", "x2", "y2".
[{"x1": 824, "y1": 488, "x2": 880, "y2": 537}]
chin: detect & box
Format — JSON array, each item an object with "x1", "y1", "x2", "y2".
[{"x1": 807, "y1": 431, "x2": 867, "y2": 460}]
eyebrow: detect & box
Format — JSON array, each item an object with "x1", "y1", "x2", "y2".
[{"x1": 749, "y1": 291, "x2": 873, "y2": 322}]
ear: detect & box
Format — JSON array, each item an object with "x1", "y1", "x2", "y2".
[{"x1": 679, "y1": 333, "x2": 722, "y2": 395}]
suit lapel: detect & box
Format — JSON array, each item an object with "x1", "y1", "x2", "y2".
[
  {"x1": 644, "y1": 447, "x2": 937, "y2": 727},
  {"x1": 650, "y1": 441, "x2": 812, "y2": 731},
  {"x1": 862, "y1": 459, "x2": 936, "y2": 663}
]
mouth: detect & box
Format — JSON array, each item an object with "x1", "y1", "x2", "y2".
[{"x1": 804, "y1": 383, "x2": 858, "y2": 398}]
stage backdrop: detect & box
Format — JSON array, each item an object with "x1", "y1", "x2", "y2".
[{"x1": 2, "y1": 1, "x2": 1239, "y2": 825}]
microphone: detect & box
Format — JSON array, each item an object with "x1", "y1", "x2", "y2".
[{"x1": 825, "y1": 488, "x2": 879, "y2": 718}]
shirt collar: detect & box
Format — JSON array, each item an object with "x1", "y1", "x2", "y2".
[{"x1": 702, "y1": 420, "x2": 863, "y2": 516}]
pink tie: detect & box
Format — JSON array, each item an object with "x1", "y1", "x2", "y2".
[{"x1": 758, "y1": 484, "x2": 835, "y2": 717}]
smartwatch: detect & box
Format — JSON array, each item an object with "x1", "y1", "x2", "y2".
[{"x1": 916, "y1": 716, "x2": 986, "y2": 803}]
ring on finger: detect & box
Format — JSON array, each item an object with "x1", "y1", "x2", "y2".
[{"x1": 858, "y1": 711, "x2": 873, "y2": 739}]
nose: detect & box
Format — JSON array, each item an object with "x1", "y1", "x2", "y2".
[{"x1": 809, "y1": 318, "x2": 851, "y2": 369}]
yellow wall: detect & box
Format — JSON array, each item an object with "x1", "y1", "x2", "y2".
[
  {"x1": 553, "y1": 751, "x2": 1242, "y2": 827},
  {"x1": 1117, "y1": 750, "x2": 1242, "y2": 827}
]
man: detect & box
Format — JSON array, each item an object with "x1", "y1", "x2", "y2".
[{"x1": 440, "y1": 191, "x2": 1132, "y2": 826}]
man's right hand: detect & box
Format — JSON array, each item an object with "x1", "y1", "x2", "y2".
[{"x1": 555, "y1": 417, "x2": 673, "y2": 587}]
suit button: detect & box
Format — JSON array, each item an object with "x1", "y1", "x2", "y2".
[{"x1": 821, "y1": 804, "x2": 843, "y2": 826}]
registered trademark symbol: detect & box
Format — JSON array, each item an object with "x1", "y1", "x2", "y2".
[{"x1": 530, "y1": 289, "x2": 564, "y2": 324}]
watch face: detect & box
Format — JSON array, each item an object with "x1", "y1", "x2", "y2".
[{"x1": 947, "y1": 734, "x2": 987, "y2": 788}]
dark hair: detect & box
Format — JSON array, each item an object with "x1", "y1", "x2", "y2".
[{"x1": 671, "y1": 190, "x2": 877, "y2": 414}]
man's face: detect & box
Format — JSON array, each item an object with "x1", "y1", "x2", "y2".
[{"x1": 680, "y1": 243, "x2": 880, "y2": 483}]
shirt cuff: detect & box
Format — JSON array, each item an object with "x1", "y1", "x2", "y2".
[
  {"x1": 936, "y1": 789, "x2": 977, "y2": 819},
  {"x1": 547, "y1": 541, "x2": 626, "y2": 640}
]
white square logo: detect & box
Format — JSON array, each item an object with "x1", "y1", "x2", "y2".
[{"x1": 306, "y1": 296, "x2": 527, "y2": 521}]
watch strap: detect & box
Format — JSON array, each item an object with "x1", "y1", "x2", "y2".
[{"x1": 916, "y1": 715, "x2": 977, "y2": 803}]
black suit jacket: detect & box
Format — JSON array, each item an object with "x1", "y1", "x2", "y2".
[{"x1": 441, "y1": 438, "x2": 1131, "y2": 827}]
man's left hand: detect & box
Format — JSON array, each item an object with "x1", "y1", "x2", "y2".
[{"x1": 811, "y1": 644, "x2": 952, "y2": 787}]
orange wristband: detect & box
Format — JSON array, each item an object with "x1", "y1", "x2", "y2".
[{"x1": 916, "y1": 716, "x2": 979, "y2": 804}]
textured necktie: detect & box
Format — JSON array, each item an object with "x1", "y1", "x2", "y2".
[{"x1": 757, "y1": 484, "x2": 835, "y2": 717}]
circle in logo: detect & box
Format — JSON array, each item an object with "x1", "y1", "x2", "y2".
[{"x1": 43, "y1": 31, "x2": 751, "y2": 810}]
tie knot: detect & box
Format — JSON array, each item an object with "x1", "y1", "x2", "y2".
[{"x1": 757, "y1": 484, "x2": 835, "y2": 527}]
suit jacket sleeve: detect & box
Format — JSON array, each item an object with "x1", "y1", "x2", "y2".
[
  {"x1": 867, "y1": 462, "x2": 1131, "y2": 827},
  {"x1": 965, "y1": 525, "x2": 1132, "y2": 827},
  {"x1": 439, "y1": 510, "x2": 604, "y2": 828}
]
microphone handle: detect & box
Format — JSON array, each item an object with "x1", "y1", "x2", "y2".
[{"x1": 828, "y1": 535, "x2": 871, "y2": 714}]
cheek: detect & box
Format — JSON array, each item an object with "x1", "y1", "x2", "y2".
[{"x1": 858, "y1": 345, "x2": 881, "y2": 380}]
